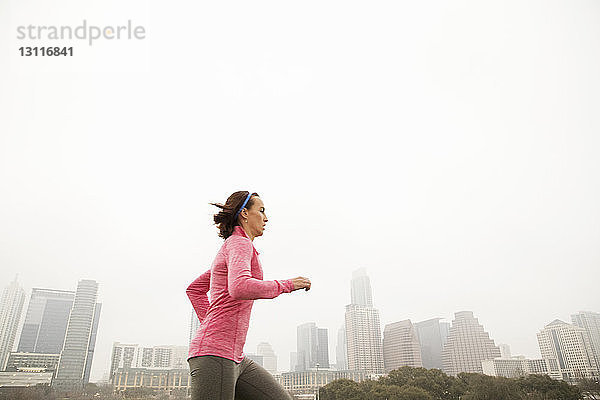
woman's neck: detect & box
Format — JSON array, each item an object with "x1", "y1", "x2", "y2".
[{"x1": 240, "y1": 225, "x2": 254, "y2": 241}]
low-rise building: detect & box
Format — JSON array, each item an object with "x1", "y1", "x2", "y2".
[
  {"x1": 4, "y1": 353, "x2": 60, "y2": 373},
  {"x1": 0, "y1": 371, "x2": 53, "y2": 388},
  {"x1": 112, "y1": 367, "x2": 189, "y2": 394},
  {"x1": 275, "y1": 369, "x2": 367, "y2": 398},
  {"x1": 109, "y1": 342, "x2": 188, "y2": 383},
  {"x1": 481, "y1": 357, "x2": 561, "y2": 379}
]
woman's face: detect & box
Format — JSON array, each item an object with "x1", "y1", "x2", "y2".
[{"x1": 243, "y1": 196, "x2": 268, "y2": 238}]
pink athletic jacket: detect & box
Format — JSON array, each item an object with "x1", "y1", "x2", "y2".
[{"x1": 187, "y1": 226, "x2": 294, "y2": 363}]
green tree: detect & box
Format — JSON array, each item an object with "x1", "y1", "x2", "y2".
[
  {"x1": 321, "y1": 378, "x2": 434, "y2": 400},
  {"x1": 83, "y1": 382, "x2": 100, "y2": 396},
  {"x1": 379, "y1": 367, "x2": 462, "y2": 399},
  {"x1": 97, "y1": 383, "x2": 118, "y2": 399},
  {"x1": 170, "y1": 387, "x2": 188, "y2": 399},
  {"x1": 319, "y1": 378, "x2": 364, "y2": 400},
  {"x1": 457, "y1": 373, "x2": 524, "y2": 400},
  {"x1": 577, "y1": 378, "x2": 600, "y2": 400},
  {"x1": 394, "y1": 385, "x2": 433, "y2": 400},
  {"x1": 321, "y1": 370, "x2": 584, "y2": 400},
  {"x1": 122, "y1": 386, "x2": 155, "y2": 398},
  {"x1": 361, "y1": 382, "x2": 433, "y2": 400},
  {"x1": 516, "y1": 374, "x2": 581, "y2": 400},
  {"x1": 1, "y1": 385, "x2": 57, "y2": 400}
]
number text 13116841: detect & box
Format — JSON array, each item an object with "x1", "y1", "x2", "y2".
[{"x1": 19, "y1": 47, "x2": 73, "y2": 56}]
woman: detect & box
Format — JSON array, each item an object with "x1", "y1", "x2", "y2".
[{"x1": 187, "y1": 191, "x2": 311, "y2": 400}]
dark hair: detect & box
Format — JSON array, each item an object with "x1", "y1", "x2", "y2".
[{"x1": 210, "y1": 191, "x2": 259, "y2": 239}]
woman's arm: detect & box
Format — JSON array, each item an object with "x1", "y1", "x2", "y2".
[
  {"x1": 186, "y1": 269, "x2": 211, "y2": 322},
  {"x1": 226, "y1": 238, "x2": 294, "y2": 300}
]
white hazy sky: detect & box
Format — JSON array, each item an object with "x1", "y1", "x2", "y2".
[{"x1": 1, "y1": 0, "x2": 599, "y2": 382}]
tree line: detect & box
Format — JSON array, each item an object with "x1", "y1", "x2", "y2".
[{"x1": 318, "y1": 367, "x2": 600, "y2": 400}]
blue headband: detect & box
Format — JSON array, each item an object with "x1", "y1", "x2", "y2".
[{"x1": 234, "y1": 192, "x2": 253, "y2": 219}]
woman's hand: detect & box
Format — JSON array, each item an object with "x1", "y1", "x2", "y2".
[{"x1": 290, "y1": 276, "x2": 311, "y2": 291}]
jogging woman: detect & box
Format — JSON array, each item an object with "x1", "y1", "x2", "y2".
[{"x1": 186, "y1": 191, "x2": 311, "y2": 400}]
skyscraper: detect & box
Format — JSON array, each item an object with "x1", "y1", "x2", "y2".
[
  {"x1": 297, "y1": 323, "x2": 316, "y2": 371},
  {"x1": 345, "y1": 268, "x2": 384, "y2": 374},
  {"x1": 257, "y1": 342, "x2": 277, "y2": 374},
  {"x1": 383, "y1": 320, "x2": 423, "y2": 372},
  {"x1": 296, "y1": 323, "x2": 329, "y2": 370},
  {"x1": 189, "y1": 310, "x2": 200, "y2": 346},
  {"x1": 414, "y1": 318, "x2": 449, "y2": 370},
  {"x1": 571, "y1": 311, "x2": 600, "y2": 374},
  {"x1": 336, "y1": 325, "x2": 347, "y2": 370},
  {"x1": 317, "y1": 328, "x2": 329, "y2": 369},
  {"x1": 537, "y1": 319, "x2": 598, "y2": 380},
  {"x1": 0, "y1": 277, "x2": 26, "y2": 370},
  {"x1": 350, "y1": 268, "x2": 373, "y2": 307},
  {"x1": 441, "y1": 311, "x2": 501, "y2": 376},
  {"x1": 53, "y1": 280, "x2": 100, "y2": 390},
  {"x1": 17, "y1": 288, "x2": 75, "y2": 354},
  {"x1": 289, "y1": 352, "x2": 297, "y2": 373},
  {"x1": 83, "y1": 303, "x2": 102, "y2": 385}
]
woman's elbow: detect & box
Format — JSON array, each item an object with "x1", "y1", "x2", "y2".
[{"x1": 186, "y1": 286, "x2": 199, "y2": 301}]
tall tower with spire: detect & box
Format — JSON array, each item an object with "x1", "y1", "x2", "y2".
[{"x1": 344, "y1": 268, "x2": 384, "y2": 374}]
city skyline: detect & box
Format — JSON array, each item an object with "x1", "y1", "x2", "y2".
[{"x1": 1, "y1": 274, "x2": 599, "y2": 382}]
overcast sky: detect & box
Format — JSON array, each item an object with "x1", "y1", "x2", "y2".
[{"x1": 1, "y1": 0, "x2": 599, "y2": 382}]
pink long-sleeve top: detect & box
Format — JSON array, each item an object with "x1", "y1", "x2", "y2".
[{"x1": 187, "y1": 226, "x2": 294, "y2": 363}]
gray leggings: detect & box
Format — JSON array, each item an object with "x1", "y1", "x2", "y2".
[{"x1": 188, "y1": 355, "x2": 292, "y2": 400}]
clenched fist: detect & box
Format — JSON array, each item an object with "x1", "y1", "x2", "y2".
[{"x1": 290, "y1": 276, "x2": 311, "y2": 291}]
